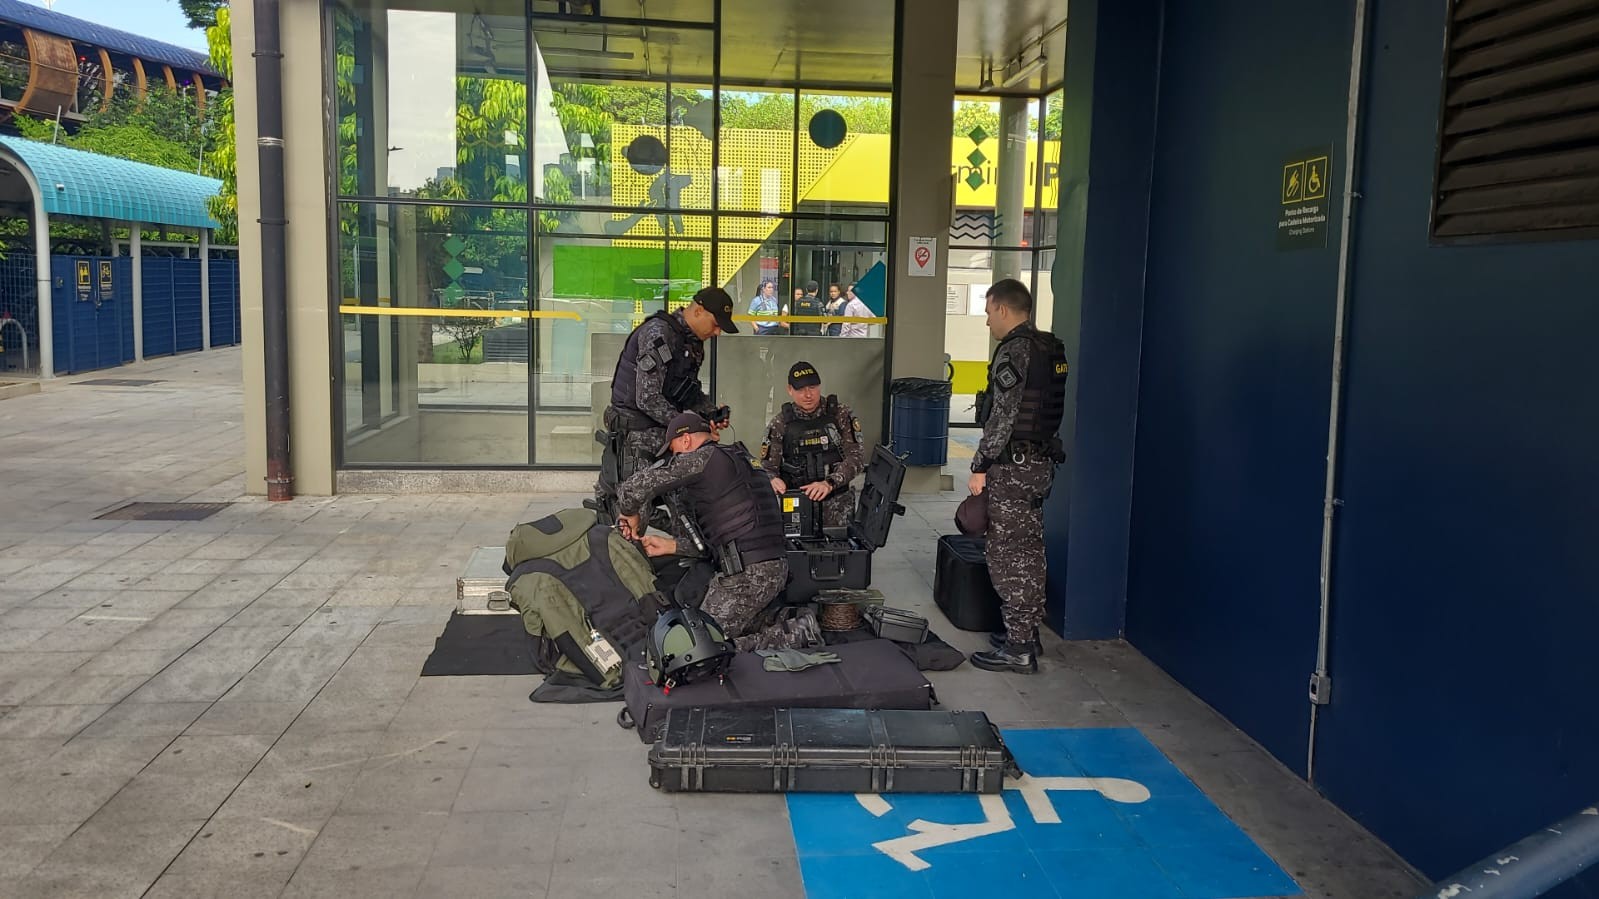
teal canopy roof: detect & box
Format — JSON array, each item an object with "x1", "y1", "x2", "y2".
[{"x1": 0, "y1": 137, "x2": 222, "y2": 231}]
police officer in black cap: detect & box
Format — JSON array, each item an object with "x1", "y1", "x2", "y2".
[
  {"x1": 593, "y1": 287, "x2": 738, "y2": 524},
  {"x1": 759, "y1": 361, "x2": 865, "y2": 532},
  {"x1": 616, "y1": 411, "x2": 815, "y2": 651}
]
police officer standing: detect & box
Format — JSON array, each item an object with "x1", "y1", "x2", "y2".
[
  {"x1": 760, "y1": 361, "x2": 864, "y2": 532},
  {"x1": 617, "y1": 412, "x2": 815, "y2": 652},
  {"x1": 967, "y1": 279, "x2": 1068, "y2": 675},
  {"x1": 593, "y1": 287, "x2": 739, "y2": 523}
]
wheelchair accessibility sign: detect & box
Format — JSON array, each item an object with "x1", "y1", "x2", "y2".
[{"x1": 787, "y1": 728, "x2": 1301, "y2": 899}]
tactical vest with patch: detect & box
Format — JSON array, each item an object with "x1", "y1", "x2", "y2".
[
  {"x1": 779, "y1": 397, "x2": 845, "y2": 484},
  {"x1": 683, "y1": 442, "x2": 786, "y2": 564},
  {"x1": 991, "y1": 324, "x2": 1069, "y2": 444},
  {"x1": 610, "y1": 311, "x2": 705, "y2": 424}
]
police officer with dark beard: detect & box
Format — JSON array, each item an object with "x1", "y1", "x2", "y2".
[
  {"x1": 760, "y1": 361, "x2": 865, "y2": 532},
  {"x1": 592, "y1": 288, "x2": 738, "y2": 524},
  {"x1": 617, "y1": 412, "x2": 814, "y2": 652},
  {"x1": 967, "y1": 279, "x2": 1068, "y2": 675}
]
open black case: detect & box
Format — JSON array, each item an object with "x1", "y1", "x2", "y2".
[{"x1": 784, "y1": 445, "x2": 906, "y2": 602}]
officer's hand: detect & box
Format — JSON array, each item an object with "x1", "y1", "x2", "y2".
[
  {"x1": 640, "y1": 535, "x2": 678, "y2": 557},
  {"x1": 770, "y1": 477, "x2": 788, "y2": 495},
  {"x1": 618, "y1": 513, "x2": 643, "y2": 539},
  {"x1": 968, "y1": 472, "x2": 986, "y2": 495},
  {"x1": 803, "y1": 481, "x2": 833, "y2": 502}
]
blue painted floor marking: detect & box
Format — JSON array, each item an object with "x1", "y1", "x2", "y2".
[{"x1": 786, "y1": 727, "x2": 1302, "y2": 899}]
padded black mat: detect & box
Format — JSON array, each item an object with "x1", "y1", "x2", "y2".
[{"x1": 420, "y1": 613, "x2": 539, "y2": 676}]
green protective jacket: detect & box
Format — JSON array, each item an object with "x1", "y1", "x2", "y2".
[{"x1": 504, "y1": 509, "x2": 661, "y2": 692}]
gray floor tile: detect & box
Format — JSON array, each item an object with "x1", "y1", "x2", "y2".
[
  {"x1": 143, "y1": 871, "x2": 292, "y2": 899},
  {"x1": 298, "y1": 812, "x2": 451, "y2": 870},
  {"x1": 167, "y1": 815, "x2": 321, "y2": 882},
  {"x1": 185, "y1": 700, "x2": 307, "y2": 737},
  {"x1": 677, "y1": 855, "x2": 806, "y2": 899},
  {"x1": 280, "y1": 863, "x2": 426, "y2": 899},
  {"x1": 337, "y1": 764, "x2": 468, "y2": 815},
  {"x1": 14, "y1": 816, "x2": 206, "y2": 898},
  {"x1": 77, "y1": 701, "x2": 210, "y2": 739},
  {"x1": 0, "y1": 824, "x2": 78, "y2": 880},
  {"x1": 0, "y1": 703, "x2": 111, "y2": 740},
  {"x1": 220, "y1": 643, "x2": 358, "y2": 703},
  {"x1": 414, "y1": 864, "x2": 551, "y2": 899},
  {"x1": 453, "y1": 764, "x2": 573, "y2": 815}
]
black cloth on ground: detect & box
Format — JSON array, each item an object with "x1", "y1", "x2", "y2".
[
  {"x1": 420, "y1": 613, "x2": 540, "y2": 676},
  {"x1": 823, "y1": 624, "x2": 966, "y2": 671}
]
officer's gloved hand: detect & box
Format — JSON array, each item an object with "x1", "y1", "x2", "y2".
[{"x1": 756, "y1": 648, "x2": 841, "y2": 672}]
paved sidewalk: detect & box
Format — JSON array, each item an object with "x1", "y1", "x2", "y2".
[{"x1": 0, "y1": 349, "x2": 1428, "y2": 898}]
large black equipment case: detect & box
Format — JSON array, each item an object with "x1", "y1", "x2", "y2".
[
  {"x1": 785, "y1": 446, "x2": 906, "y2": 602},
  {"x1": 619, "y1": 637, "x2": 933, "y2": 744},
  {"x1": 934, "y1": 535, "x2": 1005, "y2": 632},
  {"x1": 648, "y1": 707, "x2": 1016, "y2": 794}
]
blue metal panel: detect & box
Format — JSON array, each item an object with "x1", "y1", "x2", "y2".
[
  {"x1": 49, "y1": 255, "x2": 131, "y2": 374},
  {"x1": 1123, "y1": 0, "x2": 1353, "y2": 774},
  {"x1": 141, "y1": 257, "x2": 175, "y2": 359},
  {"x1": 0, "y1": 138, "x2": 221, "y2": 231},
  {"x1": 172, "y1": 259, "x2": 204, "y2": 353},
  {"x1": 209, "y1": 259, "x2": 240, "y2": 347},
  {"x1": 1311, "y1": 0, "x2": 1599, "y2": 893},
  {"x1": 0, "y1": 0, "x2": 218, "y2": 75}
]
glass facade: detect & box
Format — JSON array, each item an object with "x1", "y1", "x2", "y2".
[{"x1": 328, "y1": 0, "x2": 896, "y2": 467}]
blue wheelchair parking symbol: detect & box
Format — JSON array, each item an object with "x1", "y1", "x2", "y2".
[{"x1": 787, "y1": 728, "x2": 1301, "y2": 899}]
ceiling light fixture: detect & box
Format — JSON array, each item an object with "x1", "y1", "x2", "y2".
[{"x1": 1000, "y1": 52, "x2": 1045, "y2": 89}]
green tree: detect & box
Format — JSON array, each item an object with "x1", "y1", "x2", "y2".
[
  {"x1": 204, "y1": 6, "x2": 238, "y2": 243},
  {"x1": 178, "y1": 0, "x2": 225, "y2": 30},
  {"x1": 953, "y1": 101, "x2": 1000, "y2": 139}
]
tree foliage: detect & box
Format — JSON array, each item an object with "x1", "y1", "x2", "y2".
[
  {"x1": 204, "y1": 6, "x2": 238, "y2": 243},
  {"x1": 179, "y1": 0, "x2": 225, "y2": 30}
]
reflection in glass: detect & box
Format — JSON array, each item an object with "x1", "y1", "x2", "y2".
[{"x1": 339, "y1": 202, "x2": 530, "y2": 466}]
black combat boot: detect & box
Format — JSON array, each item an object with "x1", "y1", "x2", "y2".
[{"x1": 970, "y1": 642, "x2": 1038, "y2": 674}]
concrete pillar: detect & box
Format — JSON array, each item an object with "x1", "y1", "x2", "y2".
[
  {"x1": 234, "y1": 0, "x2": 336, "y2": 495},
  {"x1": 200, "y1": 228, "x2": 211, "y2": 351},
  {"x1": 131, "y1": 225, "x2": 144, "y2": 362},
  {"x1": 889, "y1": 0, "x2": 957, "y2": 493},
  {"x1": 32, "y1": 206, "x2": 51, "y2": 379},
  {"x1": 1044, "y1": 0, "x2": 1162, "y2": 638},
  {"x1": 993, "y1": 96, "x2": 1030, "y2": 285}
]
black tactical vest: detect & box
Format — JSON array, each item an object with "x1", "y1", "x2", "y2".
[
  {"x1": 683, "y1": 442, "x2": 786, "y2": 563},
  {"x1": 780, "y1": 398, "x2": 845, "y2": 483},
  {"x1": 790, "y1": 293, "x2": 824, "y2": 336},
  {"x1": 996, "y1": 324, "x2": 1069, "y2": 444},
  {"x1": 610, "y1": 311, "x2": 705, "y2": 423}
]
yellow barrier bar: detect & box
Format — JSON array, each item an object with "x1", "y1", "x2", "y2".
[
  {"x1": 336, "y1": 305, "x2": 582, "y2": 322},
  {"x1": 948, "y1": 360, "x2": 989, "y2": 395},
  {"x1": 731, "y1": 314, "x2": 889, "y2": 324}
]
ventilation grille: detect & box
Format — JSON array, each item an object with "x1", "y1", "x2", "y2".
[
  {"x1": 95, "y1": 502, "x2": 231, "y2": 521},
  {"x1": 1431, "y1": 0, "x2": 1599, "y2": 241}
]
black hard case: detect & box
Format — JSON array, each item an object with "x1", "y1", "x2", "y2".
[
  {"x1": 619, "y1": 637, "x2": 933, "y2": 744},
  {"x1": 934, "y1": 535, "x2": 1005, "y2": 632},
  {"x1": 648, "y1": 707, "x2": 1015, "y2": 794},
  {"x1": 784, "y1": 446, "x2": 906, "y2": 602}
]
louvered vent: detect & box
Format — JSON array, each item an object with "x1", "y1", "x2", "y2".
[{"x1": 1432, "y1": 0, "x2": 1599, "y2": 242}]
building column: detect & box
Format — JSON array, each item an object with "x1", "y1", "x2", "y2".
[
  {"x1": 993, "y1": 96, "x2": 1030, "y2": 285},
  {"x1": 200, "y1": 228, "x2": 211, "y2": 351},
  {"x1": 1044, "y1": 0, "x2": 1163, "y2": 638},
  {"x1": 33, "y1": 206, "x2": 52, "y2": 379},
  {"x1": 889, "y1": 0, "x2": 958, "y2": 493},
  {"x1": 131, "y1": 226, "x2": 144, "y2": 362}
]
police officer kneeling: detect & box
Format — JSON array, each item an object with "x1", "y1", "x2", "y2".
[
  {"x1": 616, "y1": 412, "x2": 812, "y2": 652},
  {"x1": 968, "y1": 278, "x2": 1068, "y2": 675},
  {"x1": 760, "y1": 361, "x2": 864, "y2": 531},
  {"x1": 592, "y1": 287, "x2": 738, "y2": 523}
]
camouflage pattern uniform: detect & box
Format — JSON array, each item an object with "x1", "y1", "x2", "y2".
[
  {"x1": 597, "y1": 311, "x2": 717, "y2": 522},
  {"x1": 617, "y1": 443, "x2": 799, "y2": 652},
  {"x1": 759, "y1": 398, "x2": 865, "y2": 530},
  {"x1": 973, "y1": 334, "x2": 1055, "y2": 644}
]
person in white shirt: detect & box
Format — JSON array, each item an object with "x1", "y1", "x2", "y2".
[{"x1": 838, "y1": 284, "x2": 873, "y2": 338}]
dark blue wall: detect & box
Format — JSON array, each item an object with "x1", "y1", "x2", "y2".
[
  {"x1": 1124, "y1": 0, "x2": 1353, "y2": 772},
  {"x1": 1312, "y1": 0, "x2": 1599, "y2": 893},
  {"x1": 1091, "y1": 0, "x2": 1599, "y2": 890},
  {"x1": 1046, "y1": 0, "x2": 1161, "y2": 640}
]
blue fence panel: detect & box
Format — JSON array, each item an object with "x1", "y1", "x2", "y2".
[
  {"x1": 141, "y1": 257, "x2": 176, "y2": 358},
  {"x1": 0, "y1": 254, "x2": 37, "y2": 374},
  {"x1": 50, "y1": 255, "x2": 132, "y2": 374},
  {"x1": 208, "y1": 258, "x2": 240, "y2": 347},
  {"x1": 172, "y1": 259, "x2": 203, "y2": 353}
]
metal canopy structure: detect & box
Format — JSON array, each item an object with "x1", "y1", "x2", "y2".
[{"x1": 0, "y1": 137, "x2": 222, "y2": 230}]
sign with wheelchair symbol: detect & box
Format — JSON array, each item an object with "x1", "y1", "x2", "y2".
[{"x1": 786, "y1": 728, "x2": 1301, "y2": 899}]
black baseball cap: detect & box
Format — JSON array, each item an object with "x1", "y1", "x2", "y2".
[
  {"x1": 788, "y1": 361, "x2": 822, "y2": 389},
  {"x1": 657, "y1": 411, "x2": 712, "y2": 456},
  {"x1": 693, "y1": 287, "x2": 738, "y2": 334}
]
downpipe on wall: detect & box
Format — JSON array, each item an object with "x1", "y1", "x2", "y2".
[
  {"x1": 255, "y1": 0, "x2": 294, "y2": 501},
  {"x1": 1307, "y1": 0, "x2": 1371, "y2": 785}
]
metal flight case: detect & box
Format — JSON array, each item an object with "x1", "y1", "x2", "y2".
[{"x1": 784, "y1": 445, "x2": 907, "y2": 602}]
